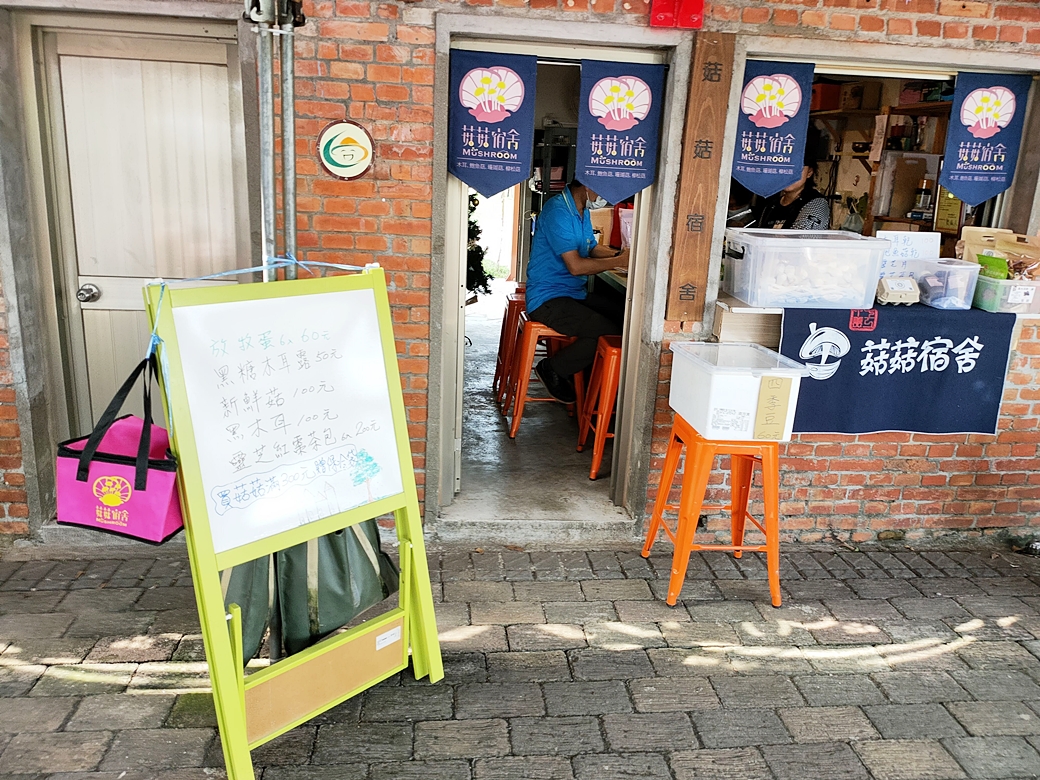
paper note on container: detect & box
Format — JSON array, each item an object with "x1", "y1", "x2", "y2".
[{"x1": 753, "y1": 376, "x2": 793, "y2": 440}]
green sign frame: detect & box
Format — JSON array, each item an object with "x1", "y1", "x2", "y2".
[{"x1": 145, "y1": 268, "x2": 442, "y2": 780}]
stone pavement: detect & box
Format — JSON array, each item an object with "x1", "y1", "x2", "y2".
[{"x1": 3, "y1": 542, "x2": 1040, "y2": 779}]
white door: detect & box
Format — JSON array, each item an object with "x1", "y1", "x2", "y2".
[{"x1": 43, "y1": 31, "x2": 250, "y2": 434}]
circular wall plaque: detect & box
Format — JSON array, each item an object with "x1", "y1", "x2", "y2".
[{"x1": 317, "y1": 120, "x2": 374, "y2": 180}]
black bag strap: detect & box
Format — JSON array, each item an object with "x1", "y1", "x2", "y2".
[{"x1": 76, "y1": 355, "x2": 158, "y2": 491}]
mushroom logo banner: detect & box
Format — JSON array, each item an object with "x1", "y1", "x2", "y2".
[
  {"x1": 448, "y1": 50, "x2": 537, "y2": 198},
  {"x1": 732, "y1": 60, "x2": 815, "y2": 198},
  {"x1": 779, "y1": 306, "x2": 1015, "y2": 435},
  {"x1": 576, "y1": 60, "x2": 666, "y2": 205},
  {"x1": 938, "y1": 72, "x2": 1031, "y2": 207}
]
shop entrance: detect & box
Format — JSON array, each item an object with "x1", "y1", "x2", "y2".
[{"x1": 435, "y1": 40, "x2": 668, "y2": 538}]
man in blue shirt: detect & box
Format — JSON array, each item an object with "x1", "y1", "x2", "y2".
[{"x1": 526, "y1": 180, "x2": 630, "y2": 404}]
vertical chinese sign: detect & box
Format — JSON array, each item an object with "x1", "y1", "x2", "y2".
[
  {"x1": 448, "y1": 50, "x2": 537, "y2": 198},
  {"x1": 576, "y1": 60, "x2": 667, "y2": 206},
  {"x1": 731, "y1": 60, "x2": 815, "y2": 198},
  {"x1": 666, "y1": 33, "x2": 734, "y2": 322},
  {"x1": 938, "y1": 72, "x2": 1031, "y2": 207}
]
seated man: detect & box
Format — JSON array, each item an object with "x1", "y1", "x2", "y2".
[{"x1": 525, "y1": 179, "x2": 630, "y2": 404}]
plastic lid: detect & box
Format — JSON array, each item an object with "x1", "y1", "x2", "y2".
[
  {"x1": 670, "y1": 341, "x2": 810, "y2": 376},
  {"x1": 727, "y1": 228, "x2": 890, "y2": 244}
]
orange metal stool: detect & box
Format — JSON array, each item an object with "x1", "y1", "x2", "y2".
[
  {"x1": 505, "y1": 312, "x2": 583, "y2": 438},
  {"x1": 576, "y1": 335, "x2": 623, "y2": 480},
  {"x1": 493, "y1": 292, "x2": 526, "y2": 410},
  {"x1": 641, "y1": 413, "x2": 782, "y2": 607}
]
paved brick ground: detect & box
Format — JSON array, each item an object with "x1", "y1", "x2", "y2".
[{"x1": 3, "y1": 542, "x2": 1040, "y2": 779}]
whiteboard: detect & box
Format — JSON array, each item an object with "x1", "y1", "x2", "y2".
[{"x1": 172, "y1": 288, "x2": 404, "y2": 554}]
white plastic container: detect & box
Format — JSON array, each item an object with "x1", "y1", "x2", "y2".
[
  {"x1": 910, "y1": 258, "x2": 981, "y2": 310},
  {"x1": 723, "y1": 229, "x2": 890, "y2": 309},
  {"x1": 973, "y1": 276, "x2": 1040, "y2": 314},
  {"x1": 668, "y1": 342, "x2": 809, "y2": 442}
]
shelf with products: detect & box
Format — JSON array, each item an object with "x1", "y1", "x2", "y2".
[{"x1": 863, "y1": 101, "x2": 954, "y2": 236}]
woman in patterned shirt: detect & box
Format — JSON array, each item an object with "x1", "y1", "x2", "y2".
[{"x1": 753, "y1": 136, "x2": 831, "y2": 231}]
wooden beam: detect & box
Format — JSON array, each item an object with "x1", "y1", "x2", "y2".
[{"x1": 666, "y1": 32, "x2": 735, "y2": 323}]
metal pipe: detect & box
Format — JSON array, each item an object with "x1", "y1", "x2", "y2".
[
  {"x1": 258, "y1": 23, "x2": 277, "y2": 283},
  {"x1": 280, "y1": 21, "x2": 297, "y2": 281}
]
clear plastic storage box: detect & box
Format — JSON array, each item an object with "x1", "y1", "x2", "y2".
[
  {"x1": 973, "y1": 276, "x2": 1040, "y2": 314},
  {"x1": 723, "y1": 229, "x2": 890, "y2": 309},
  {"x1": 911, "y1": 258, "x2": 981, "y2": 310},
  {"x1": 669, "y1": 342, "x2": 809, "y2": 442}
]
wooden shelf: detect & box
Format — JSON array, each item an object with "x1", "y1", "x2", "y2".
[
  {"x1": 887, "y1": 101, "x2": 952, "y2": 116},
  {"x1": 811, "y1": 108, "x2": 880, "y2": 118},
  {"x1": 874, "y1": 216, "x2": 934, "y2": 227}
]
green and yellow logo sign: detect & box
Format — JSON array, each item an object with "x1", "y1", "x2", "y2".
[{"x1": 317, "y1": 120, "x2": 374, "y2": 180}]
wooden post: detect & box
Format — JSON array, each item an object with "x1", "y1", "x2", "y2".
[{"x1": 666, "y1": 32, "x2": 735, "y2": 323}]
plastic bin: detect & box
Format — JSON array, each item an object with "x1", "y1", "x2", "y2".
[
  {"x1": 910, "y1": 258, "x2": 980, "y2": 310},
  {"x1": 973, "y1": 276, "x2": 1040, "y2": 314},
  {"x1": 668, "y1": 342, "x2": 809, "y2": 442},
  {"x1": 723, "y1": 229, "x2": 890, "y2": 309}
]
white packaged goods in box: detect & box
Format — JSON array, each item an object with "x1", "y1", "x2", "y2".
[
  {"x1": 910, "y1": 258, "x2": 981, "y2": 310},
  {"x1": 668, "y1": 342, "x2": 809, "y2": 442},
  {"x1": 723, "y1": 229, "x2": 890, "y2": 309},
  {"x1": 973, "y1": 276, "x2": 1040, "y2": 314}
]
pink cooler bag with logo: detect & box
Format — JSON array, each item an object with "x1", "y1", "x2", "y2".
[{"x1": 56, "y1": 355, "x2": 183, "y2": 543}]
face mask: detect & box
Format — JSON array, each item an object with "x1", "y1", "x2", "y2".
[{"x1": 589, "y1": 195, "x2": 608, "y2": 210}]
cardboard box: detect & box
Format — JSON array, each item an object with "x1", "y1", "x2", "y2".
[
  {"x1": 840, "y1": 82, "x2": 864, "y2": 110},
  {"x1": 811, "y1": 83, "x2": 840, "y2": 111}
]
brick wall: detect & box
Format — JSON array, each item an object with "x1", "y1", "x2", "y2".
[
  {"x1": 0, "y1": 285, "x2": 27, "y2": 535},
  {"x1": 2, "y1": 0, "x2": 1037, "y2": 536},
  {"x1": 274, "y1": 0, "x2": 1040, "y2": 537}
]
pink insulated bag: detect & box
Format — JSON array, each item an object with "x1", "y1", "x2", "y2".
[{"x1": 56, "y1": 355, "x2": 183, "y2": 543}]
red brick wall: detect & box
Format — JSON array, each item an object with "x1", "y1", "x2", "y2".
[
  {"x1": 702, "y1": 0, "x2": 1040, "y2": 45},
  {"x1": 650, "y1": 325, "x2": 1040, "y2": 542},
  {"x1": 274, "y1": 0, "x2": 1040, "y2": 537},
  {"x1": 3, "y1": 0, "x2": 1037, "y2": 536},
  {"x1": 0, "y1": 285, "x2": 28, "y2": 535}
]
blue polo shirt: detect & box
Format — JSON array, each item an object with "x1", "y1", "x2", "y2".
[{"x1": 525, "y1": 188, "x2": 597, "y2": 314}]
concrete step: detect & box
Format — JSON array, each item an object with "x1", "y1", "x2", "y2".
[
  {"x1": 431, "y1": 514, "x2": 641, "y2": 547},
  {"x1": 34, "y1": 519, "x2": 186, "y2": 549}
]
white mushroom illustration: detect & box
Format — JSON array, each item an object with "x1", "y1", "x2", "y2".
[{"x1": 799, "y1": 323, "x2": 851, "y2": 380}]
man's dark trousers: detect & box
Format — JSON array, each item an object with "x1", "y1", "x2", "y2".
[{"x1": 528, "y1": 293, "x2": 624, "y2": 377}]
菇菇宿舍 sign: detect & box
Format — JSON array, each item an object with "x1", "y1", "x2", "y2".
[
  {"x1": 779, "y1": 306, "x2": 1015, "y2": 435},
  {"x1": 317, "y1": 120, "x2": 374, "y2": 180},
  {"x1": 576, "y1": 60, "x2": 666, "y2": 205},
  {"x1": 938, "y1": 71, "x2": 1031, "y2": 207},
  {"x1": 731, "y1": 60, "x2": 815, "y2": 198},
  {"x1": 448, "y1": 50, "x2": 537, "y2": 198}
]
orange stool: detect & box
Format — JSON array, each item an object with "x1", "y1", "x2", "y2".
[
  {"x1": 641, "y1": 413, "x2": 782, "y2": 607},
  {"x1": 576, "y1": 335, "x2": 623, "y2": 480},
  {"x1": 493, "y1": 292, "x2": 526, "y2": 410},
  {"x1": 505, "y1": 312, "x2": 583, "y2": 438}
]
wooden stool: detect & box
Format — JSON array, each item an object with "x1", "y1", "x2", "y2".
[
  {"x1": 641, "y1": 413, "x2": 782, "y2": 607},
  {"x1": 505, "y1": 312, "x2": 583, "y2": 439},
  {"x1": 493, "y1": 292, "x2": 526, "y2": 410},
  {"x1": 576, "y1": 335, "x2": 622, "y2": 480}
]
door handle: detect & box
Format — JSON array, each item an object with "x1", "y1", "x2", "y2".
[{"x1": 76, "y1": 283, "x2": 101, "y2": 303}]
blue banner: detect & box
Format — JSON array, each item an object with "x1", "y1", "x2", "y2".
[
  {"x1": 576, "y1": 60, "x2": 666, "y2": 205},
  {"x1": 779, "y1": 306, "x2": 1015, "y2": 434},
  {"x1": 732, "y1": 61, "x2": 815, "y2": 198},
  {"x1": 939, "y1": 72, "x2": 1032, "y2": 207},
  {"x1": 448, "y1": 51, "x2": 537, "y2": 198}
]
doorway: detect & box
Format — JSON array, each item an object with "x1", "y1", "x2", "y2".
[
  {"x1": 434, "y1": 35, "x2": 674, "y2": 540},
  {"x1": 29, "y1": 21, "x2": 250, "y2": 437}
]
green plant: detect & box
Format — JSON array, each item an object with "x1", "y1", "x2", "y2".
[{"x1": 467, "y1": 192, "x2": 492, "y2": 295}]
